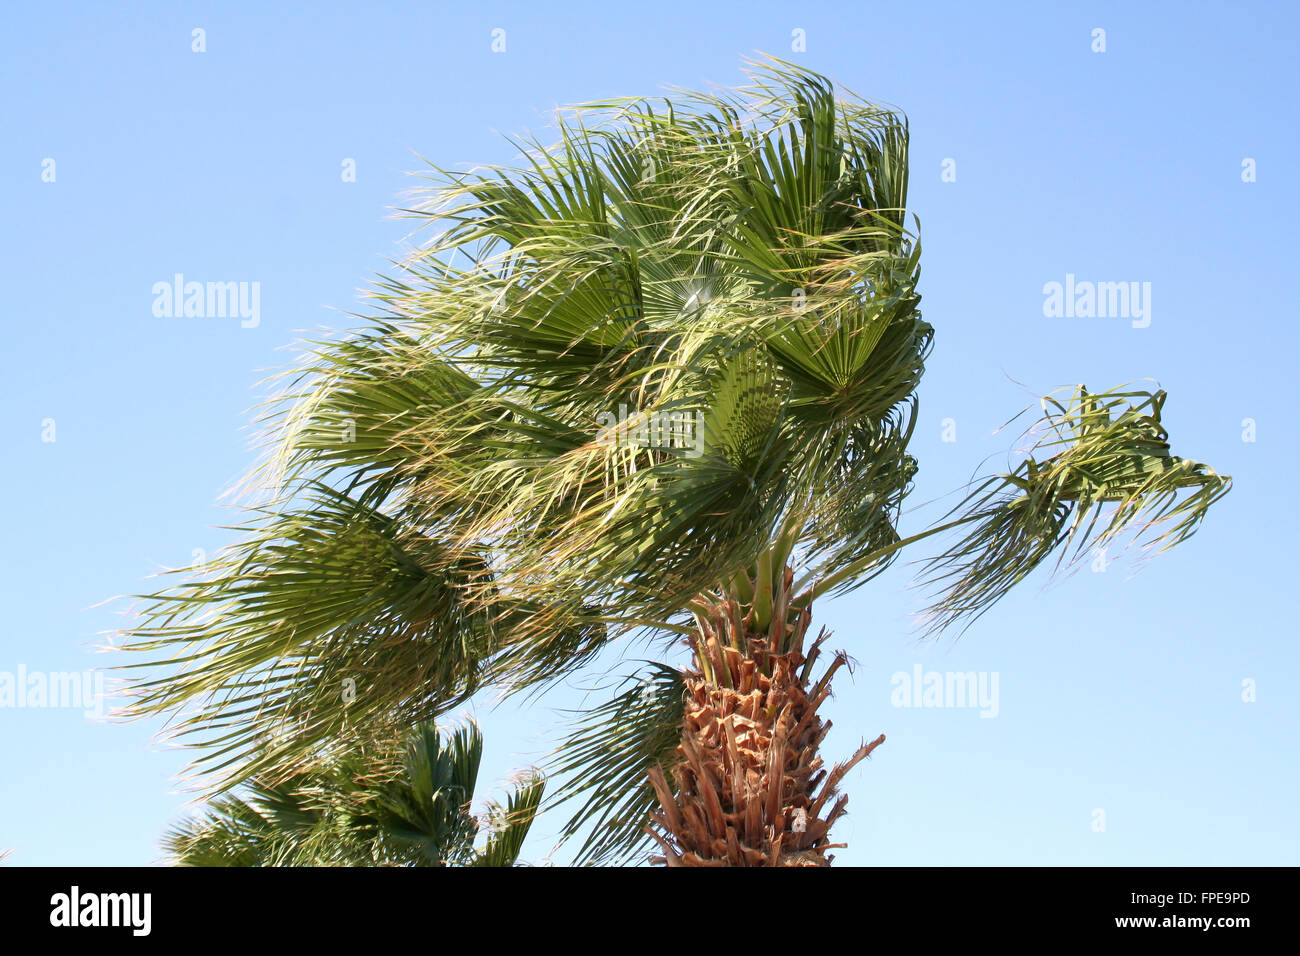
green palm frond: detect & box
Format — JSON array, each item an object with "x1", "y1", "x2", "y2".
[
  {"x1": 473, "y1": 773, "x2": 547, "y2": 867},
  {"x1": 166, "y1": 720, "x2": 539, "y2": 867},
  {"x1": 164, "y1": 772, "x2": 361, "y2": 867},
  {"x1": 249, "y1": 324, "x2": 481, "y2": 497},
  {"x1": 121, "y1": 483, "x2": 500, "y2": 784},
  {"x1": 916, "y1": 386, "x2": 1231, "y2": 636},
  {"x1": 549, "y1": 664, "x2": 686, "y2": 865},
  {"x1": 373, "y1": 720, "x2": 483, "y2": 866},
  {"x1": 164, "y1": 791, "x2": 286, "y2": 867}
]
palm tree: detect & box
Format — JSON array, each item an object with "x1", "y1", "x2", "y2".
[
  {"x1": 121, "y1": 58, "x2": 1230, "y2": 866},
  {"x1": 165, "y1": 720, "x2": 544, "y2": 866}
]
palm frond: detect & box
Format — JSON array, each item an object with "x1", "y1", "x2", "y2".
[
  {"x1": 549, "y1": 664, "x2": 686, "y2": 865},
  {"x1": 473, "y1": 773, "x2": 546, "y2": 867},
  {"x1": 121, "y1": 483, "x2": 498, "y2": 785},
  {"x1": 167, "y1": 719, "x2": 540, "y2": 867},
  {"x1": 916, "y1": 385, "x2": 1231, "y2": 636}
]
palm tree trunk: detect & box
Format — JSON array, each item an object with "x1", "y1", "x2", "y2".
[{"x1": 646, "y1": 565, "x2": 885, "y2": 866}]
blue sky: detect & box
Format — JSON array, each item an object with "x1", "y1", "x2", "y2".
[{"x1": 2, "y1": 1, "x2": 1296, "y2": 865}]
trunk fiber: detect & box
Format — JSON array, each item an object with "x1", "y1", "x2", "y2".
[{"x1": 647, "y1": 566, "x2": 885, "y2": 866}]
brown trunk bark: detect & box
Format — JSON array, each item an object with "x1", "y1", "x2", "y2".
[{"x1": 646, "y1": 567, "x2": 884, "y2": 866}]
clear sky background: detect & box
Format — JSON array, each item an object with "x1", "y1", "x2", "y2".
[{"x1": 2, "y1": 1, "x2": 1296, "y2": 866}]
